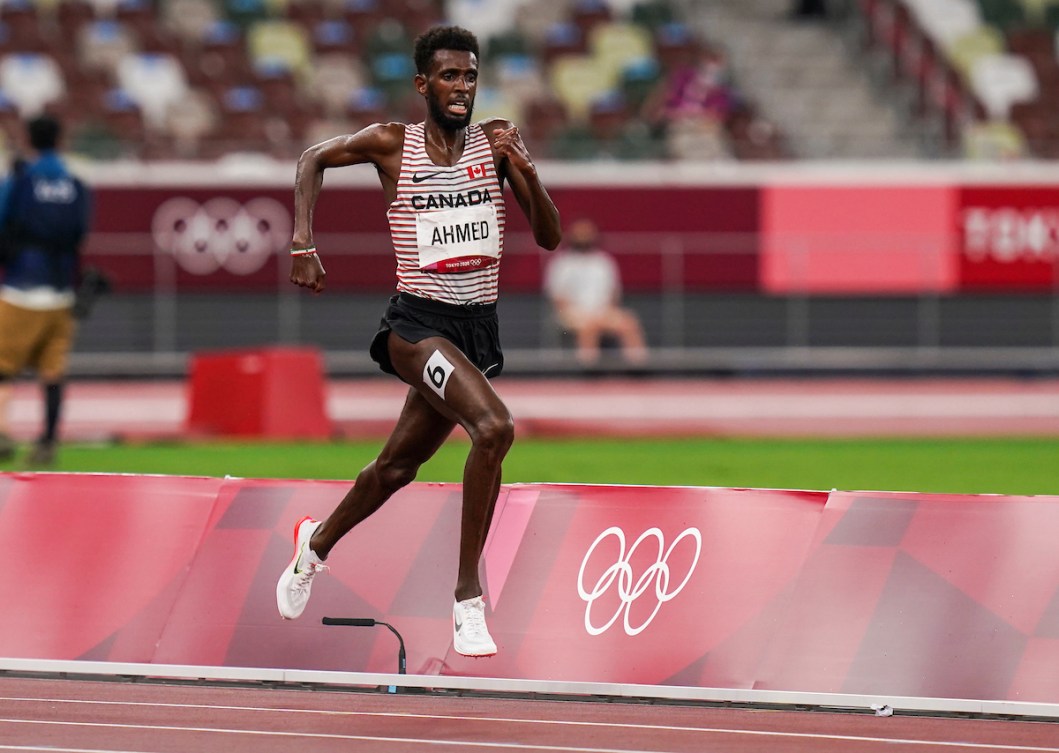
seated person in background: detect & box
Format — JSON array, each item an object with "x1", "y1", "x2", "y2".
[{"x1": 544, "y1": 218, "x2": 648, "y2": 367}]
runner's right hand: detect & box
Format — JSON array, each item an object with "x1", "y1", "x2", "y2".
[{"x1": 290, "y1": 253, "x2": 326, "y2": 293}]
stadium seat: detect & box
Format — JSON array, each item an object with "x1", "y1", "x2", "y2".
[
  {"x1": 619, "y1": 56, "x2": 662, "y2": 110},
  {"x1": 447, "y1": 0, "x2": 524, "y2": 46},
  {"x1": 549, "y1": 54, "x2": 619, "y2": 121},
  {"x1": 493, "y1": 53, "x2": 546, "y2": 103},
  {"x1": 588, "y1": 21, "x2": 654, "y2": 81},
  {"x1": 56, "y1": 0, "x2": 96, "y2": 40},
  {"x1": 946, "y1": 26, "x2": 1006, "y2": 80},
  {"x1": 570, "y1": 0, "x2": 613, "y2": 39},
  {"x1": 225, "y1": 0, "x2": 269, "y2": 30},
  {"x1": 471, "y1": 86, "x2": 524, "y2": 125},
  {"x1": 0, "y1": 0, "x2": 49, "y2": 53},
  {"x1": 520, "y1": 93, "x2": 569, "y2": 154},
  {"x1": 246, "y1": 20, "x2": 311, "y2": 77},
  {"x1": 164, "y1": 0, "x2": 220, "y2": 45},
  {"x1": 485, "y1": 28, "x2": 533, "y2": 61},
  {"x1": 341, "y1": 0, "x2": 386, "y2": 37},
  {"x1": 310, "y1": 19, "x2": 357, "y2": 55},
  {"x1": 164, "y1": 88, "x2": 220, "y2": 157},
  {"x1": 541, "y1": 21, "x2": 587, "y2": 64},
  {"x1": 652, "y1": 21, "x2": 698, "y2": 72},
  {"x1": 969, "y1": 53, "x2": 1038, "y2": 118},
  {"x1": 116, "y1": 52, "x2": 190, "y2": 129},
  {"x1": 904, "y1": 0, "x2": 984, "y2": 50},
  {"x1": 343, "y1": 85, "x2": 388, "y2": 128},
  {"x1": 631, "y1": 0, "x2": 678, "y2": 31},
  {"x1": 0, "y1": 52, "x2": 65, "y2": 117},
  {"x1": 307, "y1": 53, "x2": 368, "y2": 116},
  {"x1": 284, "y1": 0, "x2": 328, "y2": 29},
  {"x1": 77, "y1": 19, "x2": 137, "y2": 75},
  {"x1": 1009, "y1": 98, "x2": 1059, "y2": 154},
  {"x1": 117, "y1": 0, "x2": 180, "y2": 55},
  {"x1": 1015, "y1": 0, "x2": 1059, "y2": 21},
  {"x1": 962, "y1": 119, "x2": 1027, "y2": 158}
]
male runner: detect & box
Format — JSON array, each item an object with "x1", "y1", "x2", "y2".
[{"x1": 276, "y1": 25, "x2": 561, "y2": 658}]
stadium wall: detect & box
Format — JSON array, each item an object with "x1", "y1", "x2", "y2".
[
  {"x1": 71, "y1": 161, "x2": 1059, "y2": 374},
  {"x1": 2, "y1": 471, "x2": 1059, "y2": 704}
]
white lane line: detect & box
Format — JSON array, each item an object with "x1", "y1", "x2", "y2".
[
  {"x1": 328, "y1": 394, "x2": 1059, "y2": 421},
  {"x1": 9, "y1": 388, "x2": 1059, "y2": 426},
  {"x1": 0, "y1": 712, "x2": 1056, "y2": 752},
  {"x1": 0, "y1": 747, "x2": 154, "y2": 753}
]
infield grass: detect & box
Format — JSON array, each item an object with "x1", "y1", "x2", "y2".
[{"x1": 11, "y1": 436, "x2": 1059, "y2": 496}]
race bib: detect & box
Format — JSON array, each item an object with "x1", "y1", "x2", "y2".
[{"x1": 415, "y1": 204, "x2": 500, "y2": 273}]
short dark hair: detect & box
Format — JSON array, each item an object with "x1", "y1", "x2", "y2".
[
  {"x1": 413, "y1": 25, "x2": 479, "y2": 75},
  {"x1": 27, "y1": 114, "x2": 61, "y2": 151}
]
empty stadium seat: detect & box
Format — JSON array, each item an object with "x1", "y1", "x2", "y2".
[
  {"x1": 78, "y1": 19, "x2": 137, "y2": 75},
  {"x1": 588, "y1": 21, "x2": 654, "y2": 81},
  {"x1": 164, "y1": 0, "x2": 220, "y2": 45},
  {"x1": 0, "y1": 52, "x2": 64, "y2": 116},
  {"x1": 963, "y1": 118, "x2": 1027, "y2": 157},
  {"x1": 471, "y1": 86, "x2": 524, "y2": 125},
  {"x1": 904, "y1": 0, "x2": 983, "y2": 50},
  {"x1": 307, "y1": 53, "x2": 368, "y2": 115},
  {"x1": 550, "y1": 54, "x2": 618, "y2": 121},
  {"x1": 116, "y1": 52, "x2": 190, "y2": 129},
  {"x1": 946, "y1": 26, "x2": 1006, "y2": 79},
  {"x1": 969, "y1": 52, "x2": 1038, "y2": 118},
  {"x1": 165, "y1": 88, "x2": 220, "y2": 157},
  {"x1": 246, "y1": 20, "x2": 311, "y2": 77}
]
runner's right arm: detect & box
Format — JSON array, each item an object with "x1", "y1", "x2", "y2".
[{"x1": 290, "y1": 123, "x2": 404, "y2": 293}]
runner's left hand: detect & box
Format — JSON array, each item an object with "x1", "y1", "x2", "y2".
[{"x1": 492, "y1": 126, "x2": 535, "y2": 176}]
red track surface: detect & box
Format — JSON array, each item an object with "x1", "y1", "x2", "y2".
[
  {"x1": 4, "y1": 376, "x2": 1059, "y2": 441},
  {"x1": 2, "y1": 676, "x2": 1058, "y2": 753}
]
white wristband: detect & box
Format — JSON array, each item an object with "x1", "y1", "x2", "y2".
[{"x1": 291, "y1": 246, "x2": 317, "y2": 257}]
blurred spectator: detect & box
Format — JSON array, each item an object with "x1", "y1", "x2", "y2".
[
  {"x1": 0, "y1": 115, "x2": 92, "y2": 466},
  {"x1": 544, "y1": 217, "x2": 648, "y2": 367},
  {"x1": 642, "y1": 44, "x2": 737, "y2": 159}
]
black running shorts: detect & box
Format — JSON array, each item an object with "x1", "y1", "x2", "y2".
[{"x1": 369, "y1": 292, "x2": 504, "y2": 379}]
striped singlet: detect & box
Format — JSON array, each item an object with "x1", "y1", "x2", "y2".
[{"x1": 386, "y1": 122, "x2": 506, "y2": 305}]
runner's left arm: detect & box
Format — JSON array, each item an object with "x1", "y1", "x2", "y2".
[{"x1": 487, "y1": 120, "x2": 561, "y2": 251}]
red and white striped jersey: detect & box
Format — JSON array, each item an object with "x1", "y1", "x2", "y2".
[{"x1": 386, "y1": 122, "x2": 506, "y2": 304}]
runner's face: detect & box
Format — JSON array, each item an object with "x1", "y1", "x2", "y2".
[{"x1": 420, "y1": 49, "x2": 477, "y2": 130}]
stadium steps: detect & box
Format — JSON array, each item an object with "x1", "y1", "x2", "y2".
[{"x1": 680, "y1": 0, "x2": 925, "y2": 159}]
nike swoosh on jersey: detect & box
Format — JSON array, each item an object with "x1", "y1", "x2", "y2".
[{"x1": 411, "y1": 170, "x2": 467, "y2": 183}]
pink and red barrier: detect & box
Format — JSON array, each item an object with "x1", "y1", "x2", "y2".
[{"x1": 1, "y1": 473, "x2": 1058, "y2": 702}]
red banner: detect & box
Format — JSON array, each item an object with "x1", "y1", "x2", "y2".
[
  {"x1": 3, "y1": 473, "x2": 1059, "y2": 702},
  {"x1": 83, "y1": 185, "x2": 759, "y2": 293},
  {"x1": 959, "y1": 187, "x2": 1059, "y2": 290}
]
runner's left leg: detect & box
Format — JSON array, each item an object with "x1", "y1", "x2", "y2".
[{"x1": 386, "y1": 332, "x2": 513, "y2": 602}]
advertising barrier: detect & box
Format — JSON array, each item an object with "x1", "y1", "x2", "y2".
[
  {"x1": 82, "y1": 169, "x2": 1059, "y2": 295},
  {"x1": 2, "y1": 472, "x2": 1058, "y2": 703}
]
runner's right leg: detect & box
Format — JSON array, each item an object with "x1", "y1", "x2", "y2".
[
  {"x1": 310, "y1": 387, "x2": 457, "y2": 558},
  {"x1": 276, "y1": 388, "x2": 455, "y2": 619}
]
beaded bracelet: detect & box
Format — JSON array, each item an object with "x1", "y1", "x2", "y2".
[{"x1": 290, "y1": 246, "x2": 317, "y2": 257}]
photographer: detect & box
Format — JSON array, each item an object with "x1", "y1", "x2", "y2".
[{"x1": 0, "y1": 114, "x2": 92, "y2": 467}]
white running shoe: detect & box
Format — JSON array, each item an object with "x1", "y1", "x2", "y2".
[
  {"x1": 276, "y1": 516, "x2": 327, "y2": 620},
  {"x1": 453, "y1": 596, "x2": 497, "y2": 657}
]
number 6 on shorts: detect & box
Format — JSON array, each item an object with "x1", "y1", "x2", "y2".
[{"x1": 423, "y1": 349, "x2": 455, "y2": 400}]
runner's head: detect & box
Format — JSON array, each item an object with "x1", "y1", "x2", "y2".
[{"x1": 414, "y1": 26, "x2": 479, "y2": 130}]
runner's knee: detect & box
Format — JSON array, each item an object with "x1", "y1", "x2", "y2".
[
  {"x1": 374, "y1": 455, "x2": 419, "y2": 493},
  {"x1": 468, "y1": 411, "x2": 514, "y2": 457}
]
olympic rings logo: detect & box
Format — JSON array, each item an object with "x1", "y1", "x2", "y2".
[
  {"x1": 577, "y1": 526, "x2": 702, "y2": 637},
  {"x1": 151, "y1": 197, "x2": 292, "y2": 276}
]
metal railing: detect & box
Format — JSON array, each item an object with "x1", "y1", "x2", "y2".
[{"x1": 70, "y1": 229, "x2": 1059, "y2": 377}]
